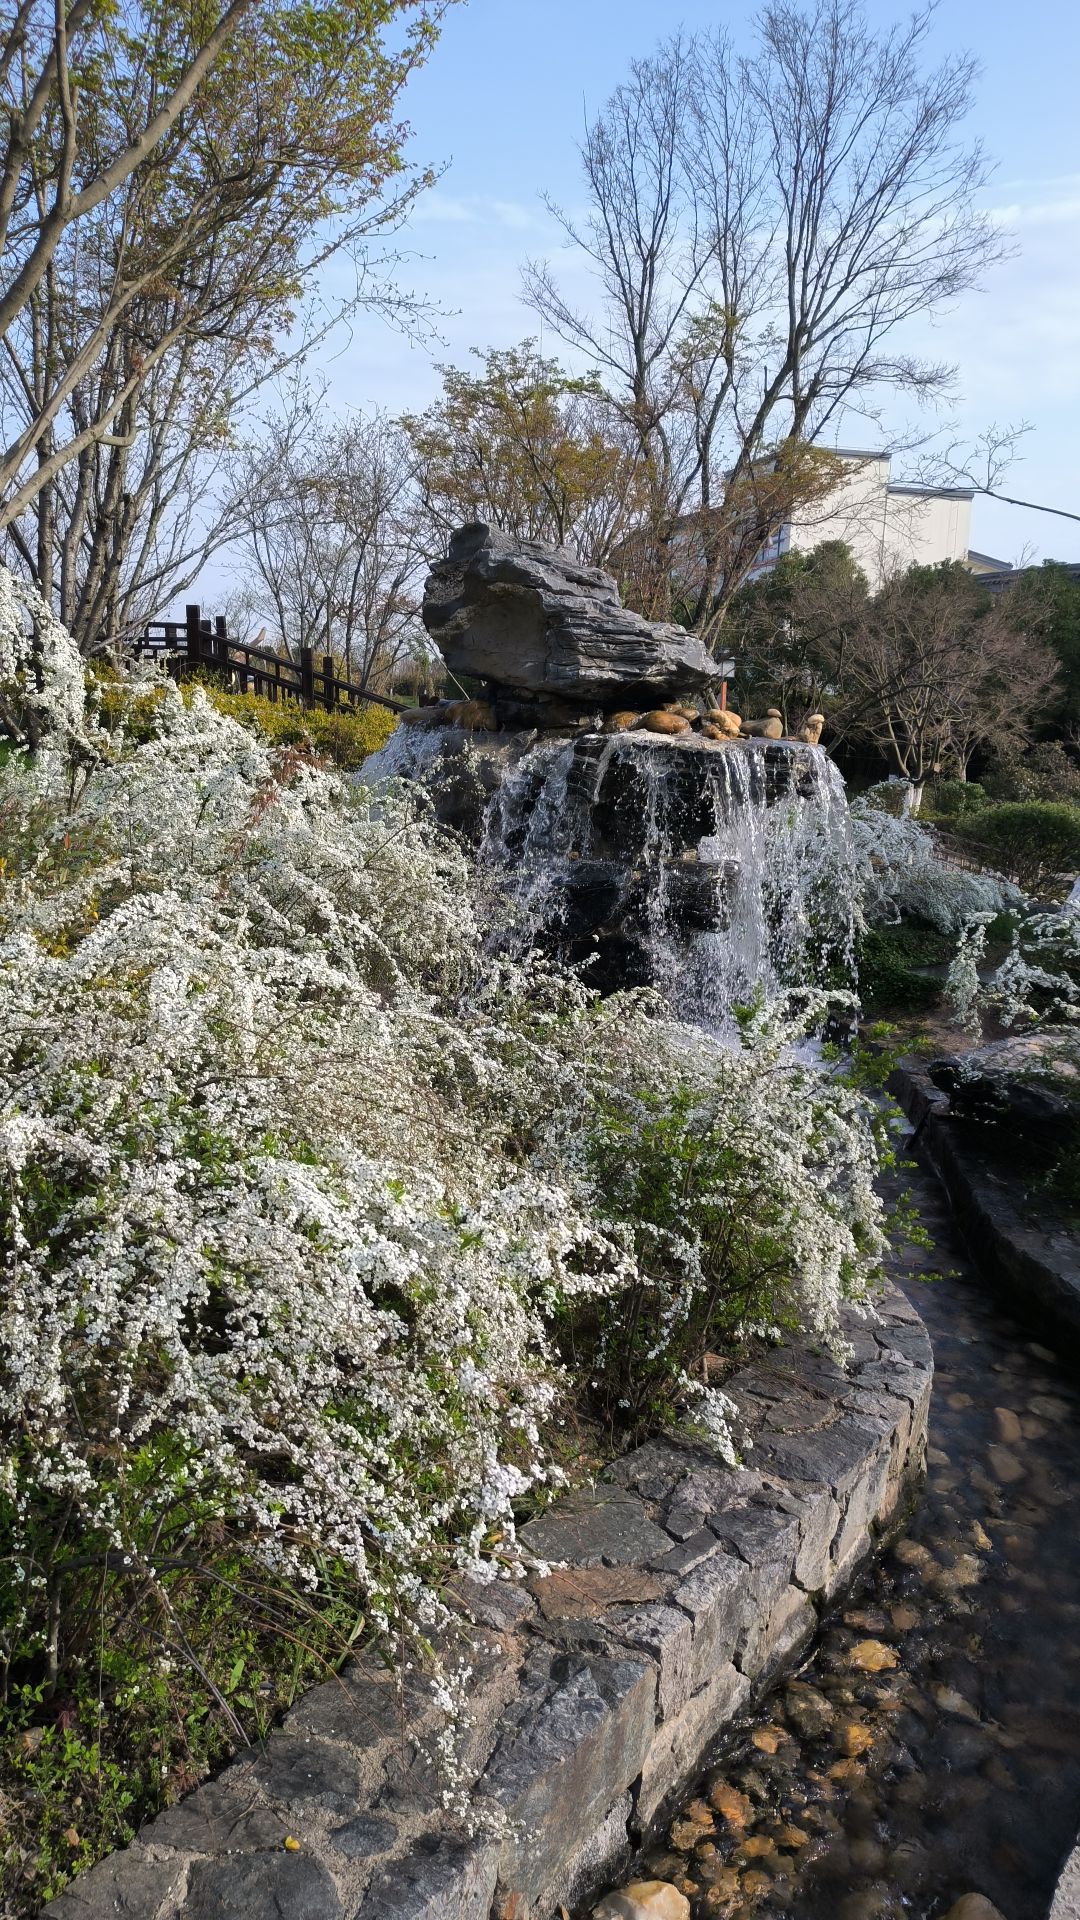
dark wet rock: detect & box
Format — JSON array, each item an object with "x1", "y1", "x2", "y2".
[
  {"x1": 479, "y1": 1653, "x2": 654, "y2": 1904},
  {"x1": 928, "y1": 1032, "x2": 1080, "y2": 1140},
  {"x1": 329, "y1": 1814, "x2": 398, "y2": 1858},
  {"x1": 36, "y1": 1853, "x2": 184, "y2": 1918},
  {"x1": 361, "y1": 1834, "x2": 499, "y2": 1920},
  {"x1": 783, "y1": 1680, "x2": 835, "y2": 1739},
  {"x1": 422, "y1": 523, "x2": 719, "y2": 707},
  {"x1": 141, "y1": 1779, "x2": 289, "y2": 1854}
]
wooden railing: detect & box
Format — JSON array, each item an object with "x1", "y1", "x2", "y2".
[
  {"x1": 128, "y1": 605, "x2": 403, "y2": 714},
  {"x1": 930, "y1": 825, "x2": 1027, "y2": 890}
]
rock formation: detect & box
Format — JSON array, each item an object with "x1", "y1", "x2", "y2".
[
  {"x1": 422, "y1": 522, "x2": 719, "y2": 713},
  {"x1": 363, "y1": 527, "x2": 846, "y2": 1007}
]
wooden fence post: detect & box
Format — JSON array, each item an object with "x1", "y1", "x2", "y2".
[
  {"x1": 299, "y1": 646, "x2": 315, "y2": 708},
  {"x1": 321, "y1": 654, "x2": 335, "y2": 712},
  {"x1": 215, "y1": 616, "x2": 241, "y2": 690},
  {"x1": 185, "y1": 604, "x2": 202, "y2": 674}
]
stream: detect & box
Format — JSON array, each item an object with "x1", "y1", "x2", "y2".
[{"x1": 631, "y1": 1156, "x2": 1080, "y2": 1920}]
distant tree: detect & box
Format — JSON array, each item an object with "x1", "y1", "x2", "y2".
[
  {"x1": 1004, "y1": 562, "x2": 1080, "y2": 731},
  {"x1": 982, "y1": 739, "x2": 1080, "y2": 806},
  {"x1": 233, "y1": 409, "x2": 426, "y2": 693},
  {"x1": 402, "y1": 342, "x2": 648, "y2": 569},
  {"x1": 839, "y1": 563, "x2": 1059, "y2": 808},
  {"x1": 524, "y1": 1, "x2": 1005, "y2": 647},
  {"x1": 725, "y1": 541, "x2": 869, "y2": 729}
]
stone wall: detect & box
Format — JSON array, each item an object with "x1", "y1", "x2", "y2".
[
  {"x1": 45, "y1": 1289, "x2": 931, "y2": 1920},
  {"x1": 890, "y1": 1064, "x2": 1080, "y2": 1350}
]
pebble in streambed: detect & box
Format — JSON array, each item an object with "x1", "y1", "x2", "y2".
[{"x1": 603, "y1": 1164, "x2": 1080, "y2": 1920}]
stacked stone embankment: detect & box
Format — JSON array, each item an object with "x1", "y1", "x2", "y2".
[{"x1": 46, "y1": 1288, "x2": 931, "y2": 1920}]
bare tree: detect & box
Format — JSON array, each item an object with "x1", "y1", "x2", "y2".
[
  {"x1": 920, "y1": 423, "x2": 1080, "y2": 531},
  {"x1": 525, "y1": 1, "x2": 1006, "y2": 647},
  {"x1": 233, "y1": 407, "x2": 427, "y2": 693}
]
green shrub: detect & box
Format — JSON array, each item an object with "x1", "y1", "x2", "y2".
[
  {"x1": 983, "y1": 740, "x2": 1080, "y2": 805},
  {"x1": 924, "y1": 778, "x2": 986, "y2": 819},
  {"x1": 856, "y1": 927, "x2": 946, "y2": 1012},
  {"x1": 956, "y1": 801, "x2": 1080, "y2": 892}
]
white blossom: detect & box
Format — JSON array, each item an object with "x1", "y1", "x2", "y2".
[{"x1": 0, "y1": 568, "x2": 888, "y2": 1675}]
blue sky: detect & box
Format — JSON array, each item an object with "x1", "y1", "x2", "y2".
[{"x1": 315, "y1": 0, "x2": 1080, "y2": 566}]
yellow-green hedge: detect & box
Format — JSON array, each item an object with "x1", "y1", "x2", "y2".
[
  {"x1": 93, "y1": 673, "x2": 399, "y2": 769},
  {"x1": 202, "y1": 685, "x2": 398, "y2": 769}
]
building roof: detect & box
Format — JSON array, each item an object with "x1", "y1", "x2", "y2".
[
  {"x1": 827, "y1": 446, "x2": 890, "y2": 461},
  {"x1": 977, "y1": 559, "x2": 1080, "y2": 595},
  {"x1": 886, "y1": 483, "x2": 975, "y2": 500}
]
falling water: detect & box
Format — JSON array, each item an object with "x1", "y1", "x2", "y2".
[
  {"x1": 479, "y1": 732, "x2": 857, "y2": 1026},
  {"x1": 356, "y1": 721, "x2": 450, "y2": 786}
]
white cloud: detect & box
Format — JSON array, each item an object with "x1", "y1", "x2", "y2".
[
  {"x1": 413, "y1": 193, "x2": 481, "y2": 225},
  {"x1": 989, "y1": 194, "x2": 1080, "y2": 228},
  {"x1": 413, "y1": 193, "x2": 545, "y2": 231},
  {"x1": 490, "y1": 199, "x2": 540, "y2": 230}
]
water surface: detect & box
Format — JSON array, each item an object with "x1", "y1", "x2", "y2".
[{"x1": 636, "y1": 1160, "x2": 1080, "y2": 1920}]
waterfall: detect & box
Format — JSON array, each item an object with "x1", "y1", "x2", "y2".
[
  {"x1": 357, "y1": 722, "x2": 449, "y2": 786},
  {"x1": 478, "y1": 732, "x2": 857, "y2": 1025}
]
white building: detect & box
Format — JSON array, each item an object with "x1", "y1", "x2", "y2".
[{"x1": 748, "y1": 449, "x2": 1006, "y2": 592}]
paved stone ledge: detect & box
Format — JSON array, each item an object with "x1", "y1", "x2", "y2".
[
  {"x1": 891, "y1": 1064, "x2": 1080, "y2": 1350},
  {"x1": 1051, "y1": 1840, "x2": 1080, "y2": 1920},
  {"x1": 44, "y1": 1288, "x2": 931, "y2": 1920}
]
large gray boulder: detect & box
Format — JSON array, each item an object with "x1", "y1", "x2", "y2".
[{"x1": 422, "y1": 523, "x2": 719, "y2": 707}]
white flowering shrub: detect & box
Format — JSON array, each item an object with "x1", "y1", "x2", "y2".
[
  {"x1": 850, "y1": 798, "x2": 1024, "y2": 935},
  {"x1": 0, "y1": 569, "x2": 889, "y2": 1894},
  {"x1": 0, "y1": 568, "x2": 100, "y2": 756},
  {"x1": 947, "y1": 905, "x2": 1080, "y2": 1031},
  {"x1": 0, "y1": 697, "x2": 601, "y2": 1630},
  {"x1": 564, "y1": 992, "x2": 884, "y2": 1430}
]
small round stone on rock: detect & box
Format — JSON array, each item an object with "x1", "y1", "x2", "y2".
[
  {"x1": 593, "y1": 1879, "x2": 691, "y2": 1920},
  {"x1": 638, "y1": 710, "x2": 691, "y2": 735},
  {"x1": 941, "y1": 1896, "x2": 1009, "y2": 1920}
]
